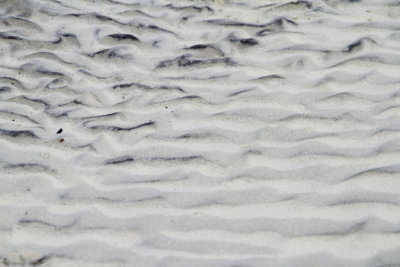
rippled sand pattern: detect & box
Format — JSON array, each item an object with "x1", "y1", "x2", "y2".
[{"x1": 1, "y1": 0, "x2": 400, "y2": 266}]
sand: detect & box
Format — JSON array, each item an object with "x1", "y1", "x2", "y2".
[{"x1": 1, "y1": 0, "x2": 400, "y2": 266}]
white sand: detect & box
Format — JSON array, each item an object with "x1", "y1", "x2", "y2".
[{"x1": 1, "y1": 0, "x2": 400, "y2": 266}]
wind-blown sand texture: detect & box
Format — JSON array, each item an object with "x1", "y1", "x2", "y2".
[{"x1": 1, "y1": 0, "x2": 400, "y2": 266}]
